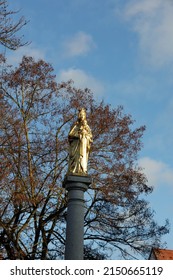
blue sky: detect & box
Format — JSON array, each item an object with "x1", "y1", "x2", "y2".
[{"x1": 6, "y1": 0, "x2": 173, "y2": 252}]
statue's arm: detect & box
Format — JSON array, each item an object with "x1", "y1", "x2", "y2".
[{"x1": 69, "y1": 124, "x2": 79, "y2": 140}]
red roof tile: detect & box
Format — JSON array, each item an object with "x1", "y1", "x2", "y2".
[{"x1": 152, "y1": 248, "x2": 173, "y2": 260}]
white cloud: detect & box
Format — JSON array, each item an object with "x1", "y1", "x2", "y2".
[
  {"x1": 139, "y1": 157, "x2": 173, "y2": 187},
  {"x1": 113, "y1": 75, "x2": 156, "y2": 99},
  {"x1": 63, "y1": 31, "x2": 96, "y2": 57},
  {"x1": 124, "y1": 0, "x2": 162, "y2": 18},
  {"x1": 58, "y1": 68, "x2": 104, "y2": 96},
  {"x1": 6, "y1": 45, "x2": 46, "y2": 65},
  {"x1": 122, "y1": 0, "x2": 173, "y2": 68}
]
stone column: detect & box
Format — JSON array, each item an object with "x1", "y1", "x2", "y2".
[{"x1": 63, "y1": 175, "x2": 91, "y2": 260}]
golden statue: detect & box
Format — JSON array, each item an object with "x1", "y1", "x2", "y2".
[{"x1": 67, "y1": 108, "x2": 93, "y2": 175}]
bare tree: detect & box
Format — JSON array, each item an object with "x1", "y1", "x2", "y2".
[
  {"x1": 0, "y1": 56, "x2": 169, "y2": 259},
  {"x1": 0, "y1": 0, "x2": 27, "y2": 50}
]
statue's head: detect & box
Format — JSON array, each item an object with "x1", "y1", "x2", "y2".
[{"x1": 78, "y1": 108, "x2": 86, "y2": 121}]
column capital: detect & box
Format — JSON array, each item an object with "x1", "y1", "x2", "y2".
[{"x1": 63, "y1": 174, "x2": 92, "y2": 192}]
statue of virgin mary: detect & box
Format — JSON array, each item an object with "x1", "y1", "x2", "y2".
[{"x1": 67, "y1": 108, "x2": 93, "y2": 175}]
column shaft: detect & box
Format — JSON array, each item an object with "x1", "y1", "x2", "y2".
[{"x1": 63, "y1": 175, "x2": 91, "y2": 260}]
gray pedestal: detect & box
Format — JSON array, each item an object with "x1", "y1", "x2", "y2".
[{"x1": 63, "y1": 175, "x2": 92, "y2": 260}]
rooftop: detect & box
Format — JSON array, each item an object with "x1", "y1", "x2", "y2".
[{"x1": 149, "y1": 248, "x2": 173, "y2": 260}]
